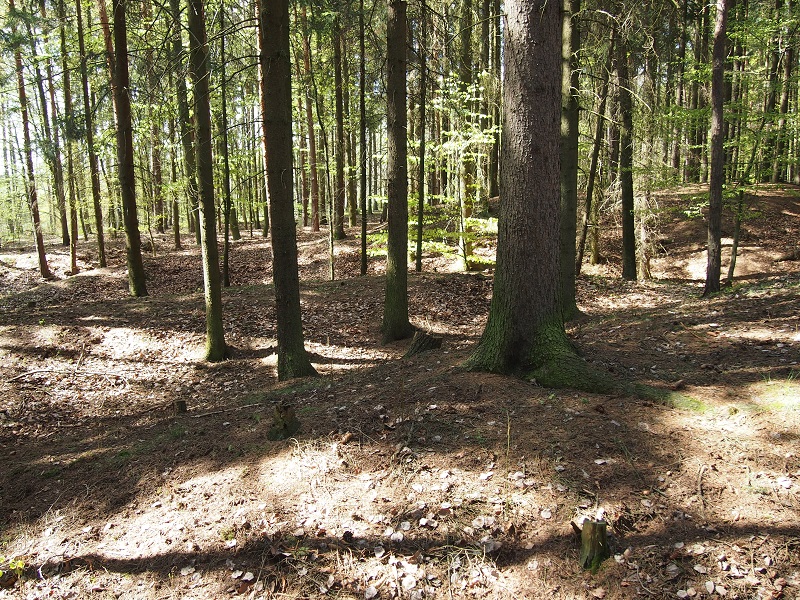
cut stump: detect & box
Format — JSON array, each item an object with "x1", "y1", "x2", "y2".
[
  {"x1": 579, "y1": 520, "x2": 611, "y2": 572},
  {"x1": 403, "y1": 330, "x2": 442, "y2": 358}
]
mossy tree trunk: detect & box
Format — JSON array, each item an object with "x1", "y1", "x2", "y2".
[
  {"x1": 464, "y1": 0, "x2": 614, "y2": 393},
  {"x1": 258, "y1": 0, "x2": 318, "y2": 380}
]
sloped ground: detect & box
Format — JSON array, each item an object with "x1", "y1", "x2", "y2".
[{"x1": 0, "y1": 186, "x2": 798, "y2": 599}]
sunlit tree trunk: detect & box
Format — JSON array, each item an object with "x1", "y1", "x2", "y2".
[
  {"x1": 112, "y1": 0, "x2": 148, "y2": 296},
  {"x1": 76, "y1": 0, "x2": 106, "y2": 266},
  {"x1": 333, "y1": 16, "x2": 347, "y2": 240},
  {"x1": 258, "y1": 0, "x2": 318, "y2": 379},
  {"x1": 560, "y1": 0, "x2": 580, "y2": 320},
  {"x1": 188, "y1": 0, "x2": 227, "y2": 359},
  {"x1": 704, "y1": 0, "x2": 729, "y2": 296},
  {"x1": 59, "y1": 0, "x2": 79, "y2": 273},
  {"x1": 10, "y1": 0, "x2": 52, "y2": 279}
]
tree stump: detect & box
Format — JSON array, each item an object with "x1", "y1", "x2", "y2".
[
  {"x1": 403, "y1": 330, "x2": 442, "y2": 358},
  {"x1": 267, "y1": 404, "x2": 301, "y2": 440},
  {"x1": 579, "y1": 520, "x2": 611, "y2": 572}
]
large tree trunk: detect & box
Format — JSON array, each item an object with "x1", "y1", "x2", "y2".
[
  {"x1": 76, "y1": 0, "x2": 106, "y2": 267},
  {"x1": 112, "y1": 0, "x2": 148, "y2": 297},
  {"x1": 704, "y1": 0, "x2": 729, "y2": 296},
  {"x1": 10, "y1": 0, "x2": 52, "y2": 279},
  {"x1": 382, "y1": 0, "x2": 414, "y2": 343},
  {"x1": 464, "y1": 0, "x2": 612, "y2": 392},
  {"x1": 188, "y1": 0, "x2": 227, "y2": 359},
  {"x1": 560, "y1": 0, "x2": 580, "y2": 320},
  {"x1": 258, "y1": 0, "x2": 318, "y2": 379}
]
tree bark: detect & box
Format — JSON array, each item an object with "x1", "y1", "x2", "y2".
[
  {"x1": 333, "y1": 16, "x2": 347, "y2": 240},
  {"x1": 704, "y1": 0, "x2": 729, "y2": 296},
  {"x1": 359, "y1": 0, "x2": 368, "y2": 275},
  {"x1": 59, "y1": 0, "x2": 79, "y2": 273},
  {"x1": 188, "y1": 0, "x2": 227, "y2": 359},
  {"x1": 258, "y1": 0, "x2": 318, "y2": 379},
  {"x1": 382, "y1": 0, "x2": 415, "y2": 343},
  {"x1": 76, "y1": 0, "x2": 106, "y2": 266},
  {"x1": 10, "y1": 0, "x2": 52, "y2": 279},
  {"x1": 112, "y1": 0, "x2": 148, "y2": 297},
  {"x1": 617, "y1": 38, "x2": 637, "y2": 281},
  {"x1": 560, "y1": 0, "x2": 580, "y2": 320},
  {"x1": 464, "y1": 0, "x2": 613, "y2": 392}
]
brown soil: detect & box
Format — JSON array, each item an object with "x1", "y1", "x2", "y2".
[{"x1": 1, "y1": 186, "x2": 798, "y2": 600}]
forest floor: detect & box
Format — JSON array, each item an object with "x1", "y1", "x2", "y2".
[{"x1": 0, "y1": 185, "x2": 799, "y2": 600}]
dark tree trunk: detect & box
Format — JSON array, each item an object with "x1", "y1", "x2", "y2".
[
  {"x1": 359, "y1": 0, "x2": 368, "y2": 275},
  {"x1": 464, "y1": 0, "x2": 612, "y2": 392},
  {"x1": 112, "y1": 0, "x2": 148, "y2": 296},
  {"x1": 188, "y1": 0, "x2": 227, "y2": 359},
  {"x1": 59, "y1": 0, "x2": 79, "y2": 273},
  {"x1": 704, "y1": 0, "x2": 729, "y2": 296},
  {"x1": 617, "y1": 38, "x2": 637, "y2": 281},
  {"x1": 382, "y1": 0, "x2": 414, "y2": 343},
  {"x1": 258, "y1": 0, "x2": 318, "y2": 379}
]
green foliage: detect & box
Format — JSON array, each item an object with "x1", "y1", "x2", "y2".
[{"x1": 0, "y1": 554, "x2": 25, "y2": 579}]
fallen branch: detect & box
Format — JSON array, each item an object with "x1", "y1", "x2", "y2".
[{"x1": 189, "y1": 402, "x2": 263, "y2": 418}]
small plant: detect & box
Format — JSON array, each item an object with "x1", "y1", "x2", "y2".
[{"x1": 0, "y1": 555, "x2": 25, "y2": 579}]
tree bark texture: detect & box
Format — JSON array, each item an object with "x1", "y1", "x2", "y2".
[
  {"x1": 259, "y1": 0, "x2": 318, "y2": 379},
  {"x1": 704, "y1": 0, "x2": 729, "y2": 296},
  {"x1": 112, "y1": 0, "x2": 148, "y2": 297},
  {"x1": 382, "y1": 0, "x2": 414, "y2": 343},
  {"x1": 617, "y1": 38, "x2": 637, "y2": 281},
  {"x1": 10, "y1": 0, "x2": 52, "y2": 279},
  {"x1": 464, "y1": 0, "x2": 614, "y2": 393},
  {"x1": 188, "y1": 0, "x2": 227, "y2": 359}
]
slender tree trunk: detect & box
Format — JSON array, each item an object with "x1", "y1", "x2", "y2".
[
  {"x1": 59, "y1": 0, "x2": 79, "y2": 273},
  {"x1": 76, "y1": 0, "x2": 106, "y2": 266},
  {"x1": 671, "y1": 0, "x2": 689, "y2": 176},
  {"x1": 704, "y1": 0, "x2": 729, "y2": 296},
  {"x1": 458, "y1": 0, "x2": 475, "y2": 269},
  {"x1": 333, "y1": 16, "x2": 347, "y2": 240},
  {"x1": 169, "y1": 0, "x2": 200, "y2": 244},
  {"x1": 10, "y1": 0, "x2": 52, "y2": 279},
  {"x1": 112, "y1": 0, "x2": 148, "y2": 296},
  {"x1": 359, "y1": 0, "x2": 369, "y2": 275},
  {"x1": 188, "y1": 0, "x2": 227, "y2": 359},
  {"x1": 560, "y1": 0, "x2": 580, "y2": 320},
  {"x1": 617, "y1": 38, "x2": 637, "y2": 281},
  {"x1": 415, "y1": 8, "x2": 428, "y2": 274},
  {"x1": 35, "y1": 0, "x2": 69, "y2": 247},
  {"x1": 771, "y1": 0, "x2": 794, "y2": 183},
  {"x1": 576, "y1": 28, "x2": 613, "y2": 275},
  {"x1": 343, "y1": 44, "x2": 357, "y2": 228},
  {"x1": 299, "y1": 7, "x2": 320, "y2": 233},
  {"x1": 220, "y1": 5, "x2": 232, "y2": 287},
  {"x1": 383, "y1": 0, "x2": 414, "y2": 343},
  {"x1": 258, "y1": 0, "x2": 317, "y2": 379}
]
